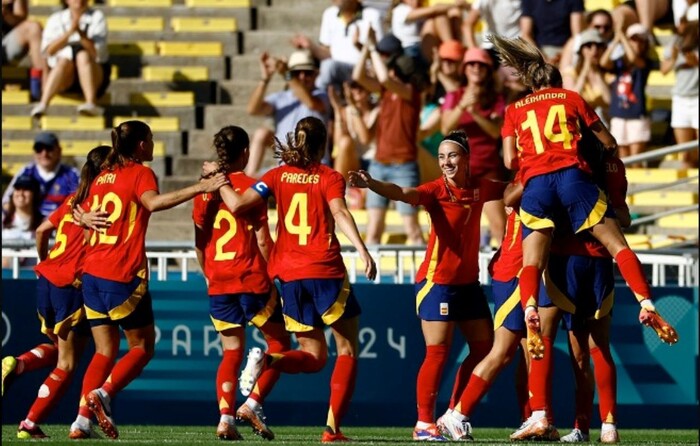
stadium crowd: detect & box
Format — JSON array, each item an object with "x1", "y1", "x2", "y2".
[{"x1": 1, "y1": 0, "x2": 694, "y2": 443}]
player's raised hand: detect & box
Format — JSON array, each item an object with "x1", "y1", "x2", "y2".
[
  {"x1": 348, "y1": 170, "x2": 372, "y2": 188},
  {"x1": 200, "y1": 172, "x2": 229, "y2": 193},
  {"x1": 639, "y1": 308, "x2": 679, "y2": 345},
  {"x1": 361, "y1": 250, "x2": 377, "y2": 281}
]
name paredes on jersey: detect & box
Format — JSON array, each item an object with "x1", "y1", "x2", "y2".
[
  {"x1": 280, "y1": 172, "x2": 320, "y2": 184},
  {"x1": 96, "y1": 173, "x2": 117, "y2": 185},
  {"x1": 514, "y1": 91, "x2": 568, "y2": 108}
]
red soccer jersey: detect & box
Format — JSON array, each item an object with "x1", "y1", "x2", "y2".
[
  {"x1": 193, "y1": 172, "x2": 270, "y2": 295},
  {"x1": 82, "y1": 162, "x2": 158, "y2": 283},
  {"x1": 489, "y1": 210, "x2": 523, "y2": 282},
  {"x1": 553, "y1": 155, "x2": 629, "y2": 258},
  {"x1": 260, "y1": 164, "x2": 346, "y2": 281},
  {"x1": 415, "y1": 178, "x2": 505, "y2": 285},
  {"x1": 34, "y1": 194, "x2": 86, "y2": 287},
  {"x1": 501, "y1": 87, "x2": 601, "y2": 185}
]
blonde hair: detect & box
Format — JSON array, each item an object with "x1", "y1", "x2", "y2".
[{"x1": 487, "y1": 34, "x2": 562, "y2": 90}]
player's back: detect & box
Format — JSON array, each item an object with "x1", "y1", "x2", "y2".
[
  {"x1": 82, "y1": 162, "x2": 158, "y2": 282},
  {"x1": 261, "y1": 163, "x2": 346, "y2": 281}
]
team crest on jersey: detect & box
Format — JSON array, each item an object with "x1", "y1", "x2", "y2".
[{"x1": 440, "y1": 302, "x2": 449, "y2": 316}]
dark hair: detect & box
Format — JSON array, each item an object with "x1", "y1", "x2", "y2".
[
  {"x1": 679, "y1": 20, "x2": 699, "y2": 52},
  {"x1": 213, "y1": 126, "x2": 250, "y2": 173},
  {"x1": 105, "y1": 120, "x2": 152, "y2": 169},
  {"x1": 488, "y1": 35, "x2": 563, "y2": 90},
  {"x1": 3, "y1": 180, "x2": 42, "y2": 231},
  {"x1": 72, "y1": 145, "x2": 111, "y2": 211},
  {"x1": 441, "y1": 130, "x2": 471, "y2": 155},
  {"x1": 586, "y1": 9, "x2": 613, "y2": 25},
  {"x1": 274, "y1": 117, "x2": 327, "y2": 169}
]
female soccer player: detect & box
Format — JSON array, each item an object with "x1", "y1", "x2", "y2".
[
  {"x1": 9, "y1": 146, "x2": 110, "y2": 439},
  {"x1": 192, "y1": 125, "x2": 290, "y2": 441},
  {"x1": 349, "y1": 130, "x2": 505, "y2": 441},
  {"x1": 206, "y1": 116, "x2": 376, "y2": 443},
  {"x1": 488, "y1": 34, "x2": 678, "y2": 440},
  {"x1": 76, "y1": 120, "x2": 227, "y2": 439}
]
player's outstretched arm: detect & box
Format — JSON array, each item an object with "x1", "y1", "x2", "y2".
[
  {"x1": 348, "y1": 170, "x2": 420, "y2": 205},
  {"x1": 141, "y1": 173, "x2": 228, "y2": 213}
]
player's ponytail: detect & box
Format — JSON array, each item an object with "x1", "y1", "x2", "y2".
[
  {"x1": 488, "y1": 34, "x2": 562, "y2": 90},
  {"x1": 105, "y1": 120, "x2": 152, "y2": 169},
  {"x1": 213, "y1": 125, "x2": 250, "y2": 174},
  {"x1": 73, "y1": 145, "x2": 111, "y2": 211},
  {"x1": 275, "y1": 116, "x2": 327, "y2": 169}
]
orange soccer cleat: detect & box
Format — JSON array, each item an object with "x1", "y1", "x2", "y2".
[
  {"x1": 639, "y1": 309, "x2": 679, "y2": 345},
  {"x1": 525, "y1": 310, "x2": 545, "y2": 360}
]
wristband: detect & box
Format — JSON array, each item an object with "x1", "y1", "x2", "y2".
[
  {"x1": 524, "y1": 306, "x2": 537, "y2": 318},
  {"x1": 640, "y1": 299, "x2": 656, "y2": 312}
]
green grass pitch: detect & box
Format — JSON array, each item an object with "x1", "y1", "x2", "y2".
[{"x1": 1, "y1": 425, "x2": 698, "y2": 445}]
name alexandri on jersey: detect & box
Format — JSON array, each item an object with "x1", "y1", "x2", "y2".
[{"x1": 514, "y1": 91, "x2": 569, "y2": 108}]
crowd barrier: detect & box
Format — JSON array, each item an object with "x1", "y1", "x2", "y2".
[{"x1": 1, "y1": 279, "x2": 697, "y2": 428}]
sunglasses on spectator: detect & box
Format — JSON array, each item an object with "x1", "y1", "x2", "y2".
[{"x1": 33, "y1": 144, "x2": 57, "y2": 153}]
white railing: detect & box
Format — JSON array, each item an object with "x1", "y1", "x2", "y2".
[{"x1": 3, "y1": 243, "x2": 698, "y2": 287}]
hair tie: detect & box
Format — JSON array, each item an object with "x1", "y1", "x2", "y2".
[{"x1": 442, "y1": 139, "x2": 468, "y2": 153}]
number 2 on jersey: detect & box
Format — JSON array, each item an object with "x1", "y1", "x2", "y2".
[
  {"x1": 213, "y1": 209, "x2": 237, "y2": 260},
  {"x1": 521, "y1": 104, "x2": 573, "y2": 153},
  {"x1": 285, "y1": 193, "x2": 312, "y2": 245}
]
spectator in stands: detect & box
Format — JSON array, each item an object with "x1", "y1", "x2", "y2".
[
  {"x1": 612, "y1": 0, "x2": 690, "y2": 42},
  {"x1": 601, "y1": 23, "x2": 655, "y2": 165},
  {"x1": 463, "y1": 0, "x2": 521, "y2": 65},
  {"x1": 520, "y1": 0, "x2": 585, "y2": 65},
  {"x1": 1, "y1": 0, "x2": 46, "y2": 100},
  {"x1": 244, "y1": 50, "x2": 331, "y2": 178},
  {"x1": 353, "y1": 28, "x2": 425, "y2": 245},
  {"x1": 560, "y1": 9, "x2": 616, "y2": 79},
  {"x1": 563, "y1": 29, "x2": 611, "y2": 122},
  {"x1": 441, "y1": 47, "x2": 507, "y2": 247},
  {"x1": 387, "y1": 0, "x2": 469, "y2": 65},
  {"x1": 1, "y1": 175, "x2": 42, "y2": 268},
  {"x1": 30, "y1": 0, "x2": 109, "y2": 118},
  {"x1": 2, "y1": 132, "x2": 79, "y2": 219},
  {"x1": 429, "y1": 40, "x2": 465, "y2": 103},
  {"x1": 661, "y1": 2, "x2": 698, "y2": 167},
  {"x1": 292, "y1": 0, "x2": 384, "y2": 93}
]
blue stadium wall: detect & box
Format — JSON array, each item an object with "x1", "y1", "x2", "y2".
[{"x1": 2, "y1": 279, "x2": 698, "y2": 428}]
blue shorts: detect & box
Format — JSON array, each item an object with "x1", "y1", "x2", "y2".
[
  {"x1": 209, "y1": 289, "x2": 283, "y2": 332},
  {"x1": 365, "y1": 160, "x2": 419, "y2": 215},
  {"x1": 415, "y1": 280, "x2": 492, "y2": 322},
  {"x1": 492, "y1": 277, "x2": 549, "y2": 331},
  {"x1": 82, "y1": 273, "x2": 154, "y2": 329},
  {"x1": 276, "y1": 276, "x2": 361, "y2": 332},
  {"x1": 520, "y1": 167, "x2": 608, "y2": 239},
  {"x1": 543, "y1": 254, "x2": 615, "y2": 331},
  {"x1": 36, "y1": 275, "x2": 88, "y2": 338}
]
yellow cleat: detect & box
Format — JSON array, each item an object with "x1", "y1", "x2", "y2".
[{"x1": 639, "y1": 309, "x2": 679, "y2": 345}]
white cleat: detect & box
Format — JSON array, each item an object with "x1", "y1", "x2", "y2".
[
  {"x1": 238, "y1": 347, "x2": 265, "y2": 397},
  {"x1": 560, "y1": 428, "x2": 589, "y2": 442},
  {"x1": 436, "y1": 412, "x2": 473, "y2": 441}
]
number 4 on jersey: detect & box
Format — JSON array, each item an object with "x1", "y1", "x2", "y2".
[{"x1": 285, "y1": 193, "x2": 312, "y2": 246}]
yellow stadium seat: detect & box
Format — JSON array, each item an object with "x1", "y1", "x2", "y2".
[
  {"x1": 40, "y1": 116, "x2": 105, "y2": 131},
  {"x1": 30, "y1": 0, "x2": 61, "y2": 5},
  {"x1": 585, "y1": 0, "x2": 620, "y2": 10},
  {"x1": 107, "y1": 17, "x2": 165, "y2": 32},
  {"x1": 646, "y1": 96, "x2": 672, "y2": 111},
  {"x1": 111, "y1": 65, "x2": 119, "y2": 80},
  {"x1": 653, "y1": 27, "x2": 674, "y2": 37},
  {"x1": 27, "y1": 15, "x2": 48, "y2": 26},
  {"x1": 385, "y1": 210, "x2": 403, "y2": 227},
  {"x1": 108, "y1": 42, "x2": 158, "y2": 56},
  {"x1": 687, "y1": 168, "x2": 698, "y2": 183},
  {"x1": 108, "y1": 0, "x2": 172, "y2": 6},
  {"x1": 658, "y1": 211, "x2": 698, "y2": 228},
  {"x1": 629, "y1": 191, "x2": 697, "y2": 206},
  {"x1": 2, "y1": 116, "x2": 33, "y2": 131},
  {"x1": 349, "y1": 209, "x2": 367, "y2": 225},
  {"x1": 171, "y1": 17, "x2": 237, "y2": 33},
  {"x1": 184, "y1": 0, "x2": 250, "y2": 7},
  {"x1": 381, "y1": 232, "x2": 408, "y2": 245},
  {"x1": 141, "y1": 66, "x2": 209, "y2": 82},
  {"x1": 648, "y1": 70, "x2": 675, "y2": 87},
  {"x1": 625, "y1": 234, "x2": 651, "y2": 250},
  {"x1": 158, "y1": 41, "x2": 223, "y2": 57},
  {"x1": 2, "y1": 140, "x2": 34, "y2": 155},
  {"x1": 113, "y1": 116, "x2": 180, "y2": 132},
  {"x1": 52, "y1": 93, "x2": 110, "y2": 106},
  {"x1": 2, "y1": 90, "x2": 30, "y2": 105},
  {"x1": 130, "y1": 92, "x2": 194, "y2": 107},
  {"x1": 1, "y1": 66, "x2": 27, "y2": 80},
  {"x1": 2, "y1": 162, "x2": 25, "y2": 176},
  {"x1": 626, "y1": 168, "x2": 685, "y2": 184},
  {"x1": 60, "y1": 140, "x2": 110, "y2": 156}
]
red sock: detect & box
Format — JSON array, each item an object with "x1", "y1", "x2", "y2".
[
  {"x1": 416, "y1": 344, "x2": 449, "y2": 423},
  {"x1": 17, "y1": 344, "x2": 58, "y2": 374},
  {"x1": 269, "y1": 350, "x2": 325, "y2": 374},
  {"x1": 78, "y1": 353, "x2": 115, "y2": 418},
  {"x1": 102, "y1": 347, "x2": 150, "y2": 398},
  {"x1": 26, "y1": 368, "x2": 71, "y2": 424},
  {"x1": 326, "y1": 355, "x2": 357, "y2": 434},
  {"x1": 449, "y1": 340, "x2": 491, "y2": 409},
  {"x1": 591, "y1": 346, "x2": 617, "y2": 424},
  {"x1": 528, "y1": 336, "x2": 553, "y2": 413},
  {"x1": 250, "y1": 337, "x2": 289, "y2": 403},
  {"x1": 614, "y1": 248, "x2": 651, "y2": 301},
  {"x1": 455, "y1": 374, "x2": 491, "y2": 416},
  {"x1": 519, "y1": 265, "x2": 541, "y2": 308},
  {"x1": 216, "y1": 349, "x2": 243, "y2": 415}
]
